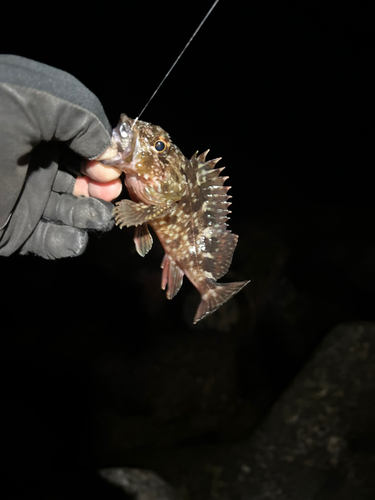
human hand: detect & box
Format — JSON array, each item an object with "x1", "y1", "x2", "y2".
[
  {"x1": 0, "y1": 55, "x2": 123, "y2": 259},
  {"x1": 17, "y1": 146, "x2": 125, "y2": 260},
  {"x1": 74, "y1": 150, "x2": 122, "y2": 201}
]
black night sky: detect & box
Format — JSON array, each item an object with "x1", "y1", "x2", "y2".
[
  {"x1": 1, "y1": 1, "x2": 375, "y2": 498},
  {"x1": 2, "y1": 1, "x2": 374, "y2": 210}
]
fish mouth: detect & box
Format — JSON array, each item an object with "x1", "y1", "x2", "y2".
[{"x1": 101, "y1": 114, "x2": 138, "y2": 167}]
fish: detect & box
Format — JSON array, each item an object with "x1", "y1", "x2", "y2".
[{"x1": 103, "y1": 114, "x2": 249, "y2": 323}]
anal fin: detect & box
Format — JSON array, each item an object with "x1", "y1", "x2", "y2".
[
  {"x1": 113, "y1": 199, "x2": 174, "y2": 228},
  {"x1": 134, "y1": 223, "x2": 153, "y2": 257},
  {"x1": 161, "y1": 254, "x2": 184, "y2": 300}
]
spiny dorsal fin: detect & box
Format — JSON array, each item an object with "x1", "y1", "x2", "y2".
[{"x1": 192, "y1": 152, "x2": 239, "y2": 280}]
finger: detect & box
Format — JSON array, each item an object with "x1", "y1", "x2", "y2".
[
  {"x1": 73, "y1": 176, "x2": 122, "y2": 201},
  {"x1": 73, "y1": 176, "x2": 90, "y2": 197},
  {"x1": 19, "y1": 220, "x2": 88, "y2": 259},
  {"x1": 87, "y1": 178, "x2": 122, "y2": 201},
  {"x1": 95, "y1": 140, "x2": 118, "y2": 161},
  {"x1": 82, "y1": 159, "x2": 121, "y2": 182},
  {"x1": 52, "y1": 170, "x2": 76, "y2": 194},
  {"x1": 44, "y1": 192, "x2": 114, "y2": 231}
]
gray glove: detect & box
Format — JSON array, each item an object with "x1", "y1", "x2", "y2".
[
  {"x1": 19, "y1": 170, "x2": 114, "y2": 259},
  {"x1": 0, "y1": 55, "x2": 115, "y2": 259}
]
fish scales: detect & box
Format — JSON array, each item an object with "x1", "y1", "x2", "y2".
[{"x1": 104, "y1": 114, "x2": 249, "y2": 323}]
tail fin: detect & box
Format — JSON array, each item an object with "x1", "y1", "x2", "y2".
[{"x1": 193, "y1": 280, "x2": 250, "y2": 324}]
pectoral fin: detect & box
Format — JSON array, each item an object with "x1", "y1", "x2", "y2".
[
  {"x1": 113, "y1": 199, "x2": 174, "y2": 228},
  {"x1": 134, "y1": 223, "x2": 153, "y2": 257}
]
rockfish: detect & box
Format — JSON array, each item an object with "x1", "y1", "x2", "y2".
[{"x1": 104, "y1": 114, "x2": 249, "y2": 323}]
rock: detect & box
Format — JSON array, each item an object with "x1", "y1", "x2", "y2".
[
  {"x1": 99, "y1": 467, "x2": 181, "y2": 500},
  {"x1": 149, "y1": 322, "x2": 375, "y2": 499},
  {"x1": 229, "y1": 322, "x2": 375, "y2": 500}
]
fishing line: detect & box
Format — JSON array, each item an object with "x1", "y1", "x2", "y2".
[{"x1": 133, "y1": 0, "x2": 220, "y2": 128}]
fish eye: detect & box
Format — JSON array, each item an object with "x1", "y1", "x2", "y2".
[{"x1": 154, "y1": 139, "x2": 167, "y2": 153}]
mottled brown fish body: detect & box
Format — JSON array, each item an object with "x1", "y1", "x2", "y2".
[
  {"x1": 108, "y1": 115, "x2": 249, "y2": 324},
  {"x1": 150, "y1": 154, "x2": 248, "y2": 323}
]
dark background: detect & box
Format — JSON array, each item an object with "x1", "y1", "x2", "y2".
[{"x1": 1, "y1": 0, "x2": 375, "y2": 497}]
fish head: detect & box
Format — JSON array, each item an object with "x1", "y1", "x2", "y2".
[{"x1": 104, "y1": 114, "x2": 187, "y2": 203}]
